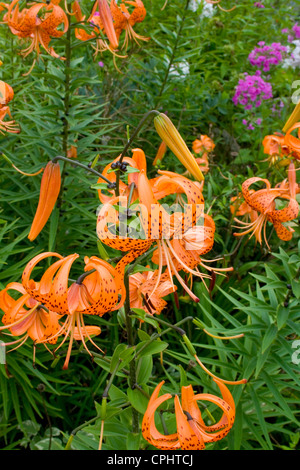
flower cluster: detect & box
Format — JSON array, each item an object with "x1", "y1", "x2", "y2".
[
  {"x1": 248, "y1": 42, "x2": 288, "y2": 72},
  {"x1": 282, "y1": 23, "x2": 300, "y2": 43},
  {"x1": 232, "y1": 71, "x2": 273, "y2": 110},
  {"x1": 254, "y1": 2, "x2": 265, "y2": 8}
]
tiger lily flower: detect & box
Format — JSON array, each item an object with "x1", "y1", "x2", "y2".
[
  {"x1": 72, "y1": 0, "x2": 121, "y2": 57},
  {"x1": 28, "y1": 161, "x2": 61, "y2": 241},
  {"x1": 262, "y1": 133, "x2": 290, "y2": 165},
  {"x1": 154, "y1": 113, "x2": 204, "y2": 181},
  {"x1": 230, "y1": 191, "x2": 258, "y2": 222},
  {"x1": 111, "y1": 0, "x2": 149, "y2": 50},
  {"x1": 142, "y1": 378, "x2": 235, "y2": 450},
  {"x1": 98, "y1": 0, "x2": 119, "y2": 50},
  {"x1": 0, "y1": 80, "x2": 14, "y2": 105},
  {"x1": 0, "y1": 105, "x2": 20, "y2": 134},
  {"x1": 97, "y1": 148, "x2": 147, "y2": 204},
  {"x1": 21, "y1": 252, "x2": 126, "y2": 368},
  {"x1": 129, "y1": 269, "x2": 176, "y2": 316},
  {"x1": 233, "y1": 177, "x2": 299, "y2": 248},
  {"x1": 6, "y1": 0, "x2": 69, "y2": 61},
  {"x1": 192, "y1": 135, "x2": 215, "y2": 155},
  {"x1": 283, "y1": 122, "x2": 300, "y2": 161},
  {"x1": 0, "y1": 282, "x2": 60, "y2": 350}
]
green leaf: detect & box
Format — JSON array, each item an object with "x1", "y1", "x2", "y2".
[
  {"x1": 136, "y1": 340, "x2": 168, "y2": 357},
  {"x1": 261, "y1": 324, "x2": 278, "y2": 354}
]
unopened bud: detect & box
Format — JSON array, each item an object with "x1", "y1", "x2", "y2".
[{"x1": 154, "y1": 113, "x2": 204, "y2": 181}]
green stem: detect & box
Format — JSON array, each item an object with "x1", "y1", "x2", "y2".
[
  {"x1": 123, "y1": 268, "x2": 139, "y2": 433},
  {"x1": 52, "y1": 155, "x2": 112, "y2": 184},
  {"x1": 115, "y1": 110, "x2": 160, "y2": 197},
  {"x1": 154, "y1": 0, "x2": 191, "y2": 109},
  {"x1": 57, "y1": 8, "x2": 72, "y2": 213}
]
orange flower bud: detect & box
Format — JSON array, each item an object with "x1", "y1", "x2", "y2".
[
  {"x1": 28, "y1": 161, "x2": 61, "y2": 241},
  {"x1": 154, "y1": 113, "x2": 204, "y2": 181}
]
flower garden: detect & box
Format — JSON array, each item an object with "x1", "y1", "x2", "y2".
[{"x1": 0, "y1": 0, "x2": 299, "y2": 453}]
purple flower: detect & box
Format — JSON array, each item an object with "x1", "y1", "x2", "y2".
[
  {"x1": 233, "y1": 71, "x2": 273, "y2": 110},
  {"x1": 248, "y1": 42, "x2": 288, "y2": 71},
  {"x1": 98, "y1": 61, "x2": 104, "y2": 67},
  {"x1": 256, "y1": 118, "x2": 262, "y2": 125},
  {"x1": 254, "y1": 2, "x2": 265, "y2": 7}
]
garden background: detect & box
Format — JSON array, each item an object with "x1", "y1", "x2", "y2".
[{"x1": 0, "y1": 0, "x2": 299, "y2": 451}]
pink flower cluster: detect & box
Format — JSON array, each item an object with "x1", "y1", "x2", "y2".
[
  {"x1": 248, "y1": 42, "x2": 288, "y2": 72},
  {"x1": 254, "y1": 2, "x2": 264, "y2": 7},
  {"x1": 282, "y1": 23, "x2": 300, "y2": 43},
  {"x1": 232, "y1": 71, "x2": 273, "y2": 111}
]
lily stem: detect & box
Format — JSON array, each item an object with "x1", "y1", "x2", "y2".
[
  {"x1": 154, "y1": 0, "x2": 191, "y2": 109},
  {"x1": 115, "y1": 109, "x2": 160, "y2": 197},
  {"x1": 123, "y1": 267, "x2": 139, "y2": 433},
  {"x1": 52, "y1": 155, "x2": 112, "y2": 184}
]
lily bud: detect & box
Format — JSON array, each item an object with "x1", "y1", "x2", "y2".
[
  {"x1": 154, "y1": 113, "x2": 204, "y2": 181},
  {"x1": 28, "y1": 161, "x2": 61, "y2": 241},
  {"x1": 282, "y1": 101, "x2": 300, "y2": 133}
]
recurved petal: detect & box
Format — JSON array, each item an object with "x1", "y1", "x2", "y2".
[{"x1": 174, "y1": 395, "x2": 205, "y2": 450}]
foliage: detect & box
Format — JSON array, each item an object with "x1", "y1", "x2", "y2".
[{"x1": 0, "y1": 0, "x2": 299, "y2": 451}]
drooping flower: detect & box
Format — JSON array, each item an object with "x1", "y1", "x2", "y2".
[
  {"x1": 0, "y1": 282, "x2": 61, "y2": 351},
  {"x1": 233, "y1": 177, "x2": 299, "y2": 248},
  {"x1": 0, "y1": 105, "x2": 20, "y2": 134},
  {"x1": 0, "y1": 80, "x2": 14, "y2": 105},
  {"x1": 192, "y1": 135, "x2": 215, "y2": 154},
  {"x1": 73, "y1": 0, "x2": 122, "y2": 57},
  {"x1": 142, "y1": 378, "x2": 235, "y2": 450},
  {"x1": 21, "y1": 252, "x2": 126, "y2": 368},
  {"x1": 230, "y1": 191, "x2": 258, "y2": 223},
  {"x1": 262, "y1": 133, "x2": 289, "y2": 165},
  {"x1": 111, "y1": 0, "x2": 149, "y2": 50},
  {"x1": 283, "y1": 122, "x2": 300, "y2": 160},
  {"x1": 98, "y1": 0, "x2": 119, "y2": 50},
  {"x1": 28, "y1": 161, "x2": 61, "y2": 241},
  {"x1": 129, "y1": 269, "x2": 175, "y2": 316},
  {"x1": 6, "y1": 0, "x2": 69, "y2": 61}
]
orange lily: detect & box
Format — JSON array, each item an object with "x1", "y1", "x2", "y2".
[
  {"x1": 136, "y1": 170, "x2": 225, "y2": 301},
  {"x1": 28, "y1": 161, "x2": 61, "y2": 241},
  {"x1": 283, "y1": 122, "x2": 300, "y2": 161},
  {"x1": 230, "y1": 190, "x2": 258, "y2": 222},
  {"x1": 98, "y1": 0, "x2": 119, "y2": 50},
  {"x1": 111, "y1": 0, "x2": 149, "y2": 50},
  {"x1": 0, "y1": 282, "x2": 60, "y2": 350},
  {"x1": 0, "y1": 80, "x2": 14, "y2": 105},
  {"x1": 21, "y1": 252, "x2": 125, "y2": 368},
  {"x1": 142, "y1": 378, "x2": 235, "y2": 450},
  {"x1": 6, "y1": 0, "x2": 69, "y2": 60},
  {"x1": 72, "y1": 0, "x2": 121, "y2": 57},
  {"x1": 0, "y1": 105, "x2": 20, "y2": 134},
  {"x1": 233, "y1": 177, "x2": 299, "y2": 248},
  {"x1": 192, "y1": 135, "x2": 215, "y2": 154},
  {"x1": 97, "y1": 147, "x2": 147, "y2": 204},
  {"x1": 129, "y1": 269, "x2": 176, "y2": 316}
]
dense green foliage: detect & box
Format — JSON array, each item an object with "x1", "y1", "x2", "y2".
[{"x1": 0, "y1": 0, "x2": 299, "y2": 451}]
